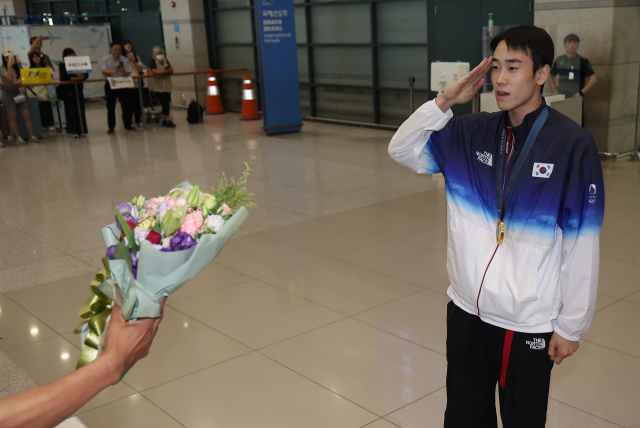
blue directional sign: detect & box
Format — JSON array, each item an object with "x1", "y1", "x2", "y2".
[{"x1": 254, "y1": 0, "x2": 302, "y2": 135}]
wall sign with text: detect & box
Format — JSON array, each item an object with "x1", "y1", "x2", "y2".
[{"x1": 253, "y1": 0, "x2": 302, "y2": 135}]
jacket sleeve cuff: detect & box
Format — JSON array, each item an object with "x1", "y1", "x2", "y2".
[
  {"x1": 553, "y1": 325, "x2": 580, "y2": 342},
  {"x1": 428, "y1": 98, "x2": 454, "y2": 128}
]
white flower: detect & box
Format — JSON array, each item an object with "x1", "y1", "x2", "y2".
[
  {"x1": 134, "y1": 228, "x2": 150, "y2": 244},
  {"x1": 204, "y1": 214, "x2": 225, "y2": 233},
  {"x1": 131, "y1": 205, "x2": 140, "y2": 220},
  {"x1": 162, "y1": 237, "x2": 172, "y2": 248},
  {"x1": 156, "y1": 201, "x2": 169, "y2": 219}
]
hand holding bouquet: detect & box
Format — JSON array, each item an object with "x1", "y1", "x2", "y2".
[{"x1": 75, "y1": 164, "x2": 255, "y2": 369}]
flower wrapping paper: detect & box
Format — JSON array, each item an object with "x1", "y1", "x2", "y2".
[{"x1": 77, "y1": 181, "x2": 249, "y2": 363}]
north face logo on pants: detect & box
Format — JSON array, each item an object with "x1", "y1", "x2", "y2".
[{"x1": 526, "y1": 338, "x2": 545, "y2": 350}]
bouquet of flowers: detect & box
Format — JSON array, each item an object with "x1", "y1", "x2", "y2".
[{"x1": 74, "y1": 164, "x2": 256, "y2": 369}]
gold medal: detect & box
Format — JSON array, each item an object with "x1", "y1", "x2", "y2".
[{"x1": 496, "y1": 219, "x2": 505, "y2": 245}]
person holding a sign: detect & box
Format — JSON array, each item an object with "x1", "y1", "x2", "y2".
[
  {"x1": 101, "y1": 42, "x2": 134, "y2": 133},
  {"x1": 58, "y1": 48, "x2": 89, "y2": 138},
  {"x1": 0, "y1": 49, "x2": 39, "y2": 144},
  {"x1": 28, "y1": 52, "x2": 55, "y2": 130}
]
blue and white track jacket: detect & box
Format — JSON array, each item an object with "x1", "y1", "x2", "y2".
[{"x1": 388, "y1": 99, "x2": 605, "y2": 341}]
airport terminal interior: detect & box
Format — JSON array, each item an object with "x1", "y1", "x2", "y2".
[{"x1": 1, "y1": 0, "x2": 640, "y2": 427}]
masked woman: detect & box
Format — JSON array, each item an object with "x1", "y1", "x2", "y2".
[{"x1": 148, "y1": 46, "x2": 175, "y2": 128}]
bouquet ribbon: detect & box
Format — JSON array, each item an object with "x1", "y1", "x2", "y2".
[{"x1": 74, "y1": 258, "x2": 114, "y2": 369}]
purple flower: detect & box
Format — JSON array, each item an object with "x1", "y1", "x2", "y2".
[
  {"x1": 106, "y1": 245, "x2": 116, "y2": 260},
  {"x1": 169, "y1": 231, "x2": 197, "y2": 251},
  {"x1": 116, "y1": 203, "x2": 132, "y2": 215},
  {"x1": 130, "y1": 249, "x2": 138, "y2": 267},
  {"x1": 132, "y1": 266, "x2": 137, "y2": 279},
  {"x1": 115, "y1": 214, "x2": 136, "y2": 230}
]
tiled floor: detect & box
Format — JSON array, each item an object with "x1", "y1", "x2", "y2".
[{"x1": 0, "y1": 103, "x2": 639, "y2": 427}]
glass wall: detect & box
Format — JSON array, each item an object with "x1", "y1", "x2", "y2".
[
  {"x1": 24, "y1": 0, "x2": 163, "y2": 68},
  {"x1": 28, "y1": 0, "x2": 158, "y2": 17},
  {"x1": 206, "y1": 0, "x2": 429, "y2": 126},
  {"x1": 25, "y1": 0, "x2": 161, "y2": 58}
]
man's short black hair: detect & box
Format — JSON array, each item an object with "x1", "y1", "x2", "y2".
[
  {"x1": 564, "y1": 33, "x2": 580, "y2": 44},
  {"x1": 110, "y1": 42, "x2": 121, "y2": 48},
  {"x1": 490, "y1": 25, "x2": 554, "y2": 75}
]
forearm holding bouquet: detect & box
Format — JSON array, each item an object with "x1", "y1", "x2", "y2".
[{"x1": 74, "y1": 164, "x2": 256, "y2": 370}]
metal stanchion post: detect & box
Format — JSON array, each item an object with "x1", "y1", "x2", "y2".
[
  {"x1": 634, "y1": 66, "x2": 640, "y2": 161},
  {"x1": 193, "y1": 74, "x2": 200, "y2": 123},
  {"x1": 409, "y1": 77, "x2": 415, "y2": 114},
  {"x1": 3, "y1": 91, "x2": 13, "y2": 142},
  {"x1": 137, "y1": 81, "x2": 146, "y2": 129},
  {"x1": 74, "y1": 83, "x2": 84, "y2": 137},
  {"x1": 472, "y1": 93, "x2": 481, "y2": 114}
]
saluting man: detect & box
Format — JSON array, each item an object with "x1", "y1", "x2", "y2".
[{"x1": 388, "y1": 25, "x2": 604, "y2": 427}]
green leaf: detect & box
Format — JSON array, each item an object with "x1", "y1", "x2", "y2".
[
  {"x1": 186, "y1": 185, "x2": 200, "y2": 209},
  {"x1": 152, "y1": 223, "x2": 162, "y2": 234},
  {"x1": 113, "y1": 241, "x2": 133, "y2": 270},
  {"x1": 213, "y1": 163, "x2": 256, "y2": 212},
  {"x1": 115, "y1": 206, "x2": 139, "y2": 253}
]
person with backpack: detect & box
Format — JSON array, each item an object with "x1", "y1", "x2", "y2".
[
  {"x1": 388, "y1": 25, "x2": 604, "y2": 427},
  {"x1": 148, "y1": 46, "x2": 176, "y2": 128}
]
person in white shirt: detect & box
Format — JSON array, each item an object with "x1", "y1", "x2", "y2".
[{"x1": 101, "y1": 42, "x2": 134, "y2": 133}]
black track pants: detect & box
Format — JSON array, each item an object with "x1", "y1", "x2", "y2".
[{"x1": 444, "y1": 301, "x2": 554, "y2": 428}]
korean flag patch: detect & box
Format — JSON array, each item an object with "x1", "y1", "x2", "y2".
[{"x1": 532, "y1": 163, "x2": 554, "y2": 178}]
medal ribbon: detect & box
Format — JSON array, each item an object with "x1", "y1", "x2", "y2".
[
  {"x1": 478, "y1": 106, "x2": 550, "y2": 314},
  {"x1": 495, "y1": 106, "x2": 550, "y2": 224}
]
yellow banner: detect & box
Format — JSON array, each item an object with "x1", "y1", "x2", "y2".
[{"x1": 20, "y1": 68, "x2": 52, "y2": 85}]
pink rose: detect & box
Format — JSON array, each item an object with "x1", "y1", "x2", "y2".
[
  {"x1": 145, "y1": 196, "x2": 167, "y2": 212},
  {"x1": 218, "y1": 203, "x2": 233, "y2": 216},
  {"x1": 166, "y1": 196, "x2": 188, "y2": 211},
  {"x1": 179, "y1": 209, "x2": 203, "y2": 237}
]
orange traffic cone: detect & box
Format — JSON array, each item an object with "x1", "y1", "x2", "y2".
[
  {"x1": 240, "y1": 74, "x2": 260, "y2": 120},
  {"x1": 206, "y1": 70, "x2": 224, "y2": 114}
]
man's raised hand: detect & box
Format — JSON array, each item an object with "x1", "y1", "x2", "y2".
[{"x1": 435, "y1": 57, "x2": 493, "y2": 113}]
